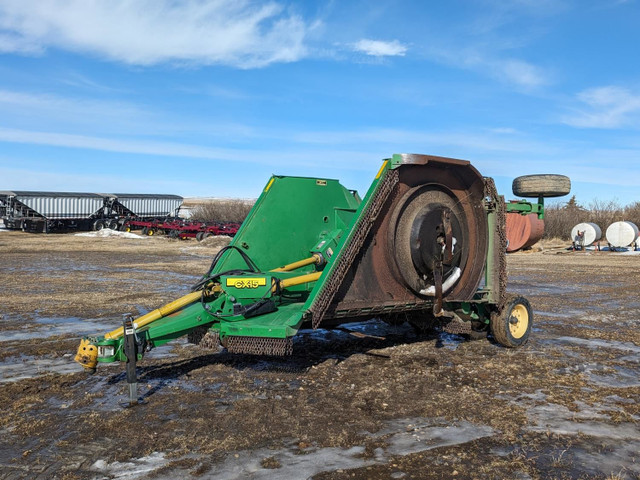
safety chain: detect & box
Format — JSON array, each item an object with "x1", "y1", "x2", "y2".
[
  {"x1": 484, "y1": 177, "x2": 507, "y2": 310},
  {"x1": 310, "y1": 168, "x2": 400, "y2": 328}
]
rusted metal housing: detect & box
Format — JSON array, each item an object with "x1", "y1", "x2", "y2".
[
  {"x1": 505, "y1": 211, "x2": 544, "y2": 252},
  {"x1": 313, "y1": 154, "x2": 490, "y2": 323}
]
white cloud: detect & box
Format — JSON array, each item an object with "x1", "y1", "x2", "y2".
[
  {"x1": 425, "y1": 46, "x2": 548, "y2": 89},
  {"x1": 498, "y1": 59, "x2": 547, "y2": 89},
  {"x1": 351, "y1": 39, "x2": 407, "y2": 57},
  {"x1": 562, "y1": 86, "x2": 640, "y2": 129},
  {"x1": 0, "y1": 0, "x2": 309, "y2": 68}
]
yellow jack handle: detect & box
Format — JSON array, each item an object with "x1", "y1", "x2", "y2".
[{"x1": 74, "y1": 338, "x2": 98, "y2": 373}]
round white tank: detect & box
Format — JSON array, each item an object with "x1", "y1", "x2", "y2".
[
  {"x1": 606, "y1": 221, "x2": 639, "y2": 248},
  {"x1": 571, "y1": 222, "x2": 602, "y2": 247}
]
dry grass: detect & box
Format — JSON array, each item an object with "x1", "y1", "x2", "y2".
[
  {"x1": 187, "y1": 198, "x2": 254, "y2": 223},
  {"x1": 544, "y1": 197, "x2": 640, "y2": 240}
]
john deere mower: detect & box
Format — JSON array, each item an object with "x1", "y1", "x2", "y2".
[{"x1": 75, "y1": 154, "x2": 566, "y2": 404}]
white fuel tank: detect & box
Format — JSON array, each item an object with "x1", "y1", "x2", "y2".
[
  {"x1": 570, "y1": 222, "x2": 602, "y2": 247},
  {"x1": 605, "y1": 221, "x2": 639, "y2": 248}
]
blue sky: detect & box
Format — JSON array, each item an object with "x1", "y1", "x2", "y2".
[{"x1": 0, "y1": 0, "x2": 639, "y2": 206}]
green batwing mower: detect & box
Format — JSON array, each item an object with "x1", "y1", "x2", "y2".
[{"x1": 76, "y1": 154, "x2": 553, "y2": 403}]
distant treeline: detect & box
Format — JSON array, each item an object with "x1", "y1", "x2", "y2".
[
  {"x1": 189, "y1": 196, "x2": 640, "y2": 241},
  {"x1": 543, "y1": 196, "x2": 640, "y2": 240},
  {"x1": 189, "y1": 199, "x2": 254, "y2": 223}
]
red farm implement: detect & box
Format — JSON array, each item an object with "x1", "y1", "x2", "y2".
[{"x1": 123, "y1": 219, "x2": 239, "y2": 240}]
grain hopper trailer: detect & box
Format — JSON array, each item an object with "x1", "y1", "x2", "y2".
[
  {"x1": 76, "y1": 154, "x2": 562, "y2": 401},
  {"x1": 0, "y1": 191, "x2": 183, "y2": 232}
]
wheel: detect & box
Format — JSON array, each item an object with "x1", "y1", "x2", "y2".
[
  {"x1": 196, "y1": 232, "x2": 204, "y2": 241},
  {"x1": 141, "y1": 227, "x2": 148, "y2": 235},
  {"x1": 169, "y1": 230, "x2": 180, "y2": 239},
  {"x1": 512, "y1": 174, "x2": 571, "y2": 198},
  {"x1": 490, "y1": 295, "x2": 532, "y2": 347},
  {"x1": 146, "y1": 228, "x2": 156, "y2": 236},
  {"x1": 108, "y1": 220, "x2": 119, "y2": 230},
  {"x1": 92, "y1": 220, "x2": 104, "y2": 231},
  {"x1": 201, "y1": 232, "x2": 212, "y2": 240}
]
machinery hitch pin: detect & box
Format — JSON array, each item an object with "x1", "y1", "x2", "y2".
[{"x1": 122, "y1": 315, "x2": 140, "y2": 407}]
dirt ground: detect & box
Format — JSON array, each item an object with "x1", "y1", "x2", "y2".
[{"x1": 0, "y1": 230, "x2": 639, "y2": 480}]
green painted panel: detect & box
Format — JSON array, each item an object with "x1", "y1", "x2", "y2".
[{"x1": 214, "y1": 176, "x2": 361, "y2": 274}]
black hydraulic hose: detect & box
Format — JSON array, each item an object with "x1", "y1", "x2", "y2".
[
  {"x1": 207, "y1": 246, "x2": 260, "y2": 275},
  {"x1": 191, "y1": 246, "x2": 261, "y2": 292},
  {"x1": 200, "y1": 276, "x2": 282, "y2": 320}
]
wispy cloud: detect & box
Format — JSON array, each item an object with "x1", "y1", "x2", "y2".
[
  {"x1": 351, "y1": 39, "x2": 407, "y2": 57},
  {"x1": 413, "y1": 0, "x2": 559, "y2": 90},
  {"x1": 0, "y1": 164, "x2": 207, "y2": 194},
  {"x1": 425, "y1": 46, "x2": 549, "y2": 89},
  {"x1": 0, "y1": 0, "x2": 310, "y2": 68},
  {"x1": 562, "y1": 86, "x2": 640, "y2": 128},
  {"x1": 57, "y1": 72, "x2": 125, "y2": 93},
  {"x1": 0, "y1": 127, "x2": 380, "y2": 172},
  {"x1": 2, "y1": 125, "x2": 640, "y2": 197},
  {"x1": 0, "y1": 88, "x2": 158, "y2": 135}
]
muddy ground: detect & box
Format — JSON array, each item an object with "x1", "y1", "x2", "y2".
[{"x1": 0, "y1": 230, "x2": 638, "y2": 480}]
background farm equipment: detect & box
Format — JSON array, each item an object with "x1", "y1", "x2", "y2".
[
  {"x1": 505, "y1": 174, "x2": 571, "y2": 252},
  {"x1": 0, "y1": 191, "x2": 182, "y2": 233},
  {"x1": 75, "y1": 154, "x2": 567, "y2": 405},
  {"x1": 123, "y1": 218, "x2": 240, "y2": 239}
]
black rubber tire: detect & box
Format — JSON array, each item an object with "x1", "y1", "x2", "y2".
[
  {"x1": 201, "y1": 232, "x2": 212, "y2": 240},
  {"x1": 141, "y1": 227, "x2": 148, "y2": 235},
  {"x1": 93, "y1": 220, "x2": 104, "y2": 231},
  {"x1": 512, "y1": 174, "x2": 571, "y2": 198},
  {"x1": 108, "y1": 220, "x2": 119, "y2": 230},
  {"x1": 196, "y1": 232, "x2": 204, "y2": 242},
  {"x1": 169, "y1": 230, "x2": 179, "y2": 239},
  {"x1": 490, "y1": 294, "x2": 532, "y2": 348}
]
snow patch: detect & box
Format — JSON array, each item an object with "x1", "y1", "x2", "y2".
[
  {"x1": 0, "y1": 317, "x2": 111, "y2": 342},
  {"x1": 551, "y1": 336, "x2": 640, "y2": 353},
  {"x1": 0, "y1": 356, "x2": 86, "y2": 383},
  {"x1": 75, "y1": 229, "x2": 146, "y2": 239},
  {"x1": 91, "y1": 452, "x2": 167, "y2": 478},
  {"x1": 527, "y1": 402, "x2": 639, "y2": 440},
  {"x1": 152, "y1": 418, "x2": 492, "y2": 480}
]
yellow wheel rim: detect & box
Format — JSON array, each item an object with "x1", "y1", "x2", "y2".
[
  {"x1": 509, "y1": 304, "x2": 529, "y2": 339},
  {"x1": 148, "y1": 229, "x2": 154, "y2": 236}
]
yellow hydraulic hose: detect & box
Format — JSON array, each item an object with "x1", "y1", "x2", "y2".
[
  {"x1": 103, "y1": 261, "x2": 321, "y2": 341},
  {"x1": 271, "y1": 254, "x2": 321, "y2": 272},
  {"x1": 75, "y1": 269, "x2": 323, "y2": 372},
  {"x1": 277, "y1": 271, "x2": 322, "y2": 289},
  {"x1": 75, "y1": 289, "x2": 209, "y2": 372},
  {"x1": 104, "y1": 290, "x2": 204, "y2": 340}
]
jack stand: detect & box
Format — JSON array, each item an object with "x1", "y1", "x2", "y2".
[{"x1": 121, "y1": 315, "x2": 142, "y2": 408}]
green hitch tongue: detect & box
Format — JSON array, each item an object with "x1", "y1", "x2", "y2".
[{"x1": 122, "y1": 315, "x2": 140, "y2": 407}]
